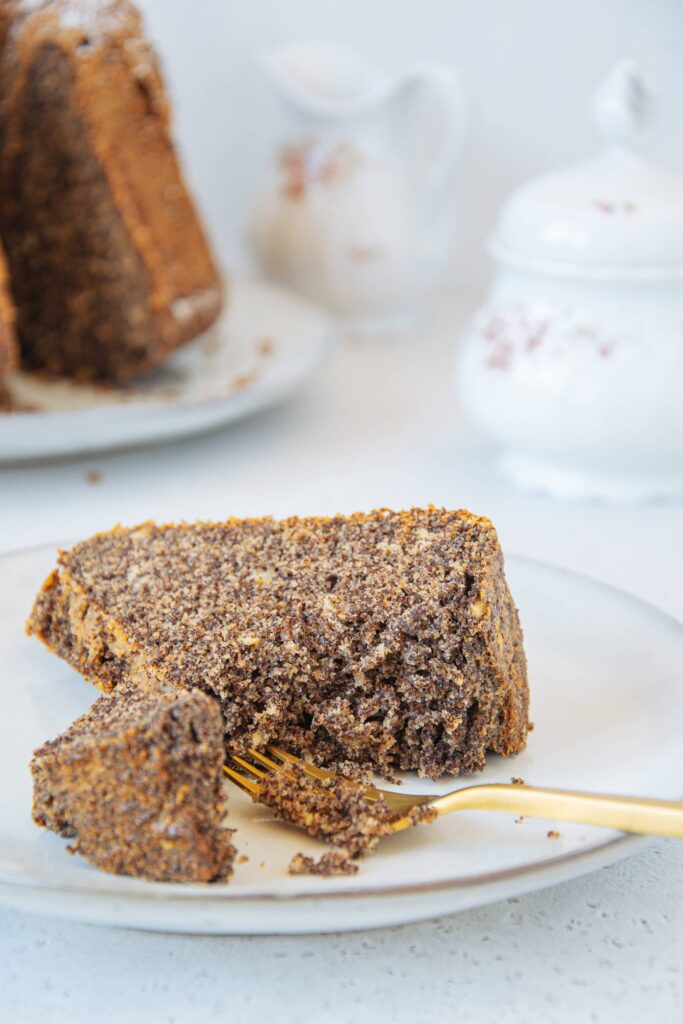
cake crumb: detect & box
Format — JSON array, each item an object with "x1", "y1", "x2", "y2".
[
  {"x1": 511, "y1": 777, "x2": 525, "y2": 785},
  {"x1": 547, "y1": 830, "x2": 561, "y2": 840},
  {"x1": 257, "y1": 337, "x2": 275, "y2": 357},
  {"x1": 238, "y1": 854, "x2": 249, "y2": 864},
  {"x1": 406, "y1": 803, "x2": 438, "y2": 827},
  {"x1": 230, "y1": 371, "x2": 258, "y2": 392},
  {"x1": 515, "y1": 816, "x2": 526, "y2": 824},
  {"x1": 289, "y1": 851, "x2": 359, "y2": 877},
  {"x1": 85, "y1": 469, "x2": 102, "y2": 485},
  {"x1": 528, "y1": 721, "x2": 535, "y2": 732}
]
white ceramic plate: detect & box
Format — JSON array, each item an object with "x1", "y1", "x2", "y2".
[
  {"x1": 1, "y1": 546, "x2": 682, "y2": 935},
  {"x1": 0, "y1": 280, "x2": 334, "y2": 462}
]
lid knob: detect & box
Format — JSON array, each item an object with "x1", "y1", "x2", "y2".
[{"x1": 594, "y1": 58, "x2": 651, "y2": 151}]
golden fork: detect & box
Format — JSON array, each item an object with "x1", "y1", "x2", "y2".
[{"x1": 225, "y1": 744, "x2": 683, "y2": 838}]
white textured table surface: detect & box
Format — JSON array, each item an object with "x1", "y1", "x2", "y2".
[{"x1": 1, "y1": 301, "x2": 682, "y2": 1023}]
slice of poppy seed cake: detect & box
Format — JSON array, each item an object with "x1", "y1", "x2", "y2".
[{"x1": 27, "y1": 508, "x2": 529, "y2": 778}]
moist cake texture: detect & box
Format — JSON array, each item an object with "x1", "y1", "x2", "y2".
[
  {"x1": 0, "y1": 0, "x2": 223, "y2": 382},
  {"x1": 31, "y1": 684, "x2": 236, "y2": 882},
  {"x1": 257, "y1": 761, "x2": 438, "y2": 876},
  {"x1": 28, "y1": 508, "x2": 529, "y2": 778},
  {"x1": 257, "y1": 762, "x2": 397, "y2": 857}
]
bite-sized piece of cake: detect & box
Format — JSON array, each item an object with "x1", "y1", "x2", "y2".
[
  {"x1": 256, "y1": 761, "x2": 437, "y2": 876},
  {"x1": 27, "y1": 508, "x2": 529, "y2": 778},
  {"x1": 257, "y1": 762, "x2": 397, "y2": 857},
  {"x1": 0, "y1": 0, "x2": 223, "y2": 383},
  {"x1": 0, "y1": 238, "x2": 17, "y2": 408},
  {"x1": 31, "y1": 685, "x2": 236, "y2": 882}
]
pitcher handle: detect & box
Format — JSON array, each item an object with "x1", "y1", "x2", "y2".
[{"x1": 399, "y1": 65, "x2": 466, "y2": 220}]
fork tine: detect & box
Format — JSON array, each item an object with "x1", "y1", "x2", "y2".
[
  {"x1": 265, "y1": 743, "x2": 387, "y2": 804},
  {"x1": 248, "y1": 748, "x2": 286, "y2": 773},
  {"x1": 230, "y1": 753, "x2": 268, "y2": 780},
  {"x1": 266, "y1": 744, "x2": 333, "y2": 782},
  {"x1": 225, "y1": 746, "x2": 426, "y2": 818},
  {"x1": 223, "y1": 764, "x2": 261, "y2": 795},
  {"x1": 265, "y1": 745, "x2": 297, "y2": 764}
]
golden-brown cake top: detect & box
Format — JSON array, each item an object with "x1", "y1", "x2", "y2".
[{"x1": 5, "y1": 0, "x2": 169, "y2": 123}]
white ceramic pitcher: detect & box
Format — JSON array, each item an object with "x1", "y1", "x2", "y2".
[{"x1": 248, "y1": 43, "x2": 465, "y2": 327}]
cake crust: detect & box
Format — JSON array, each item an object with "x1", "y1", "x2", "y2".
[
  {"x1": 28, "y1": 509, "x2": 529, "y2": 778},
  {"x1": 31, "y1": 684, "x2": 236, "y2": 882},
  {"x1": 0, "y1": 0, "x2": 223, "y2": 382},
  {"x1": 0, "y1": 238, "x2": 17, "y2": 407}
]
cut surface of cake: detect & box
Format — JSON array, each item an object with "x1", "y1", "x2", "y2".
[
  {"x1": 31, "y1": 684, "x2": 236, "y2": 882},
  {"x1": 28, "y1": 508, "x2": 529, "y2": 778},
  {"x1": 0, "y1": 0, "x2": 223, "y2": 383}
]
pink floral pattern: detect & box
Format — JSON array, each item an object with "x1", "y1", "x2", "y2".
[
  {"x1": 592, "y1": 199, "x2": 637, "y2": 215},
  {"x1": 278, "y1": 141, "x2": 359, "y2": 200},
  {"x1": 475, "y1": 305, "x2": 619, "y2": 372}
]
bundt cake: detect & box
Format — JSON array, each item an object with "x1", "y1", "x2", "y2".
[{"x1": 0, "y1": 0, "x2": 223, "y2": 383}]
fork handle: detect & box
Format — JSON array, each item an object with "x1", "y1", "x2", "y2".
[{"x1": 430, "y1": 785, "x2": 683, "y2": 838}]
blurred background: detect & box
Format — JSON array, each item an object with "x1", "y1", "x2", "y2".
[
  {"x1": 3, "y1": 0, "x2": 683, "y2": 577},
  {"x1": 137, "y1": 0, "x2": 683, "y2": 292}
]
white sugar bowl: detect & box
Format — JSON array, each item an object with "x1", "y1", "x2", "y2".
[{"x1": 457, "y1": 60, "x2": 683, "y2": 502}]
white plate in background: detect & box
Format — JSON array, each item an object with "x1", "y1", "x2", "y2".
[
  {"x1": 0, "y1": 279, "x2": 334, "y2": 462},
  {"x1": 0, "y1": 547, "x2": 682, "y2": 934}
]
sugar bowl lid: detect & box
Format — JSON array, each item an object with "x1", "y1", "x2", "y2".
[{"x1": 492, "y1": 60, "x2": 683, "y2": 272}]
